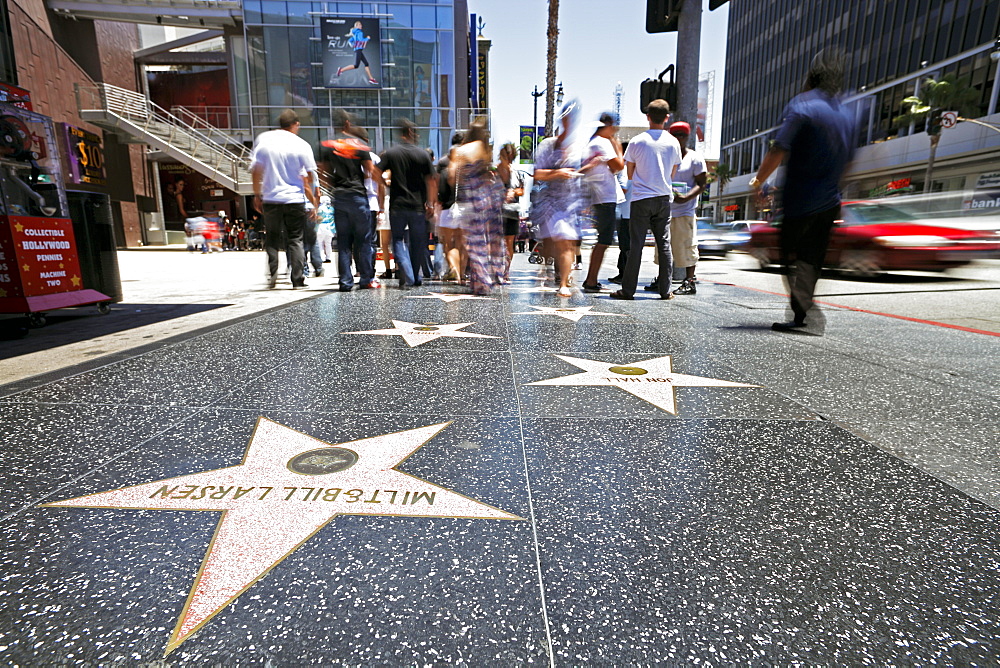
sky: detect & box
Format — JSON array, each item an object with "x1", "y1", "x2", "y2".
[{"x1": 467, "y1": 0, "x2": 731, "y2": 158}]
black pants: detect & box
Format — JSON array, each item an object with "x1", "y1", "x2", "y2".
[
  {"x1": 616, "y1": 216, "x2": 631, "y2": 275},
  {"x1": 780, "y1": 204, "x2": 839, "y2": 323},
  {"x1": 370, "y1": 210, "x2": 380, "y2": 274},
  {"x1": 264, "y1": 202, "x2": 307, "y2": 286},
  {"x1": 622, "y1": 196, "x2": 672, "y2": 298}
]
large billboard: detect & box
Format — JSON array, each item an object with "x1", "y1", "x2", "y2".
[{"x1": 322, "y1": 17, "x2": 382, "y2": 89}]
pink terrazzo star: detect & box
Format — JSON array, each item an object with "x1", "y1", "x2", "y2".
[
  {"x1": 44, "y1": 419, "x2": 522, "y2": 655},
  {"x1": 343, "y1": 320, "x2": 499, "y2": 347}
]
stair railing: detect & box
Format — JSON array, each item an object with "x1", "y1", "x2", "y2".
[{"x1": 77, "y1": 82, "x2": 251, "y2": 185}]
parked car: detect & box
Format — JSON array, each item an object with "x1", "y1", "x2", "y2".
[{"x1": 747, "y1": 200, "x2": 1000, "y2": 275}]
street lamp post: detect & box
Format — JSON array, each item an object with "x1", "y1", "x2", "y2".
[{"x1": 531, "y1": 82, "x2": 563, "y2": 162}]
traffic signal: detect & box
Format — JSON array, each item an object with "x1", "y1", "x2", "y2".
[
  {"x1": 646, "y1": 0, "x2": 682, "y2": 33},
  {"x1": 649, "y1": 0, "x2": 727, "y2": 33},
  {"x1": 928, "y1": 108, "x2": 943, "y2": 136},
  {"x1": 640, "y1": 65, "x2": 677, "y2": 113}
]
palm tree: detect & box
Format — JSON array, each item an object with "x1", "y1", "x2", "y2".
[
  {"x1": 543, "y1": 0, "x2": 559, "y2": 136},
  {"x1": 711, "y1": 163, "x2": 734, "y2": 195},
  {"x1": 895, "y1": 73, "x2": 982, "y2": 193}
]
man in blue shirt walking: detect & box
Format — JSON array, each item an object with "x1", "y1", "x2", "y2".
[{"x1": 750, "y1": 47, "x2": 856, "y2": 332}]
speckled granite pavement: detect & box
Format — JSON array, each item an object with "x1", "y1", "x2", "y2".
[{"x1": 2, "y1": 258, "x2": 1000, "y2": 665}]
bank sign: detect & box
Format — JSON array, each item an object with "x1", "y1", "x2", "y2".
[
  {"x1": 321, "y1": 17, "x2": 382, "y2": 89},
  {"x1": 966, "y1": 171, "x2": 1000, "y2": 211}
]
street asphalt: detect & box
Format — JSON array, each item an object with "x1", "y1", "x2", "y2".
[{"x1": 1, "y1": 245, "x2": 999, "y2": 663}]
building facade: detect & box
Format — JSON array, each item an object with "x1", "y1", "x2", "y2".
[
  {"x1": 718, "y1": 0, "x2": 1000, "y2": 219},
  {"x1": 0, "y1": 0, "x2": 476, "y2": 245},
  {"x1": 0, "y1": 0, "x2": 155, "y2": 246},
  {"x1": 233, "y1": 0, "x2": 471, "y2": 158}
]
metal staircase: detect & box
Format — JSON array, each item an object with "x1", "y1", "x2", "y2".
[
  {"x1": 48, "y1": 0, "x2": 241, "y2": 29},
  {"x1": 76, "y1": 83, "x2": 252, "y2": 194}
]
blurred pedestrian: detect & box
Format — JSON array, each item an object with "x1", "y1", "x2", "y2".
[
  {"x1": 374, "y1": 119, "x2": 437, "y2": 287},
  {"x1": 750, "y1": 47, "x2": 855, "y2": 332},
  {"x1": 533, "y1": 100, "x2": 588, "y2": 297},
  {"x1": 364, "y1": 146, "x2": 382, "y2": 276},
  {"x1": 318, "y1": 109, "x2": 380, "y2": 291},
  {"x1": 496, "y1": 142, "x2": 525, "y2": 283},
  {"x1": 436, "y1": 132, "x2": 465, "y2": 283},
  {"x1": 581, "y1": 112, "x2": 625, "y2": 293},
  {"x1": 251, "y1": 108, "x2": 319, "y2": 289},
  {"x1": 303, "y1": 198, "x2": 324, "y2": 278},
  {"x1": 610, "y1": 99, "x2": 681, "y2": 301},
  {"x1": 450, "y1": 117, "x2": 504, "y2": 295},
  {"x1": 316, "y1": 195, "x2": 335, "y2": 262}
]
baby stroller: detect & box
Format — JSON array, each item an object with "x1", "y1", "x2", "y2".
[
  {"x1": 527, "y1": 246, "x2": 554, "y2": 265},
  {"x1": 526, "y1": 222, "x2": 554, "y2": 265}
]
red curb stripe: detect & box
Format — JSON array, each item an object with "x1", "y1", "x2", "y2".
[{"x1": 706, "y1": 280, "x2": 1000, "y2": 338}]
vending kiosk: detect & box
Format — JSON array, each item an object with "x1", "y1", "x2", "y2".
[{"x1": 0, "y1": 103, "x2": 110, "y2": 326}]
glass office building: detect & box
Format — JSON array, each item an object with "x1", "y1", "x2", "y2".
[
  {"x1": 231, "y1": 0, "x2": 470, "y2": 157},
  {"x1": 720, "y1": 0, "x2": 1000, "y2": 180}
]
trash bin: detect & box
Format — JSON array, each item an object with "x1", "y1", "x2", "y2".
[{"x1": 66, "y1": 190, "x2": 122, "y2": 303}]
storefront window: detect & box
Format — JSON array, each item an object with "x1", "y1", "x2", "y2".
[{"x1": 261, "y1": 1, "x2": 287, "y2": 23}]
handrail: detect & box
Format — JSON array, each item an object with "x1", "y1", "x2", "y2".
[
  {"x1": 171, "y1": 105, "x2": 252, "y2": 162},
  {"x1": 77, "y1": 82, "x2": 251, "y2": 184}
]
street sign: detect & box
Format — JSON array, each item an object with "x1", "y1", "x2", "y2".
[{"x1": 941, "y1": 110, "x2": 958, "y2": 129}]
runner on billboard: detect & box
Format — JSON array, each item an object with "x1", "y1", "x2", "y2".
[{"x1": 335, "y1": 21, "x2": 378, "y2": 85}]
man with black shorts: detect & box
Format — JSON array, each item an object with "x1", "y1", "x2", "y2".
[{"x1": 582, "y1": 112, "x2": 625, "y2": 293}]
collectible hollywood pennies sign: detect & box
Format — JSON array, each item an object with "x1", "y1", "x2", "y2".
[{"x1": 0, "y1": 215, "x2": 83, "y2": 297}]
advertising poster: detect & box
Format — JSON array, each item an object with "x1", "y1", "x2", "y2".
[
  {"x1": 322, "y1": 17, "x2": 382, "y2": 89},
  {"x1": 696, "y1": 72, "x2": 714, "y2": 153},
  {"x1": 158, "y1": 163, "x2": 233, "y2": 231},
  {"x1": 62, "y1": 124, "x2": 106, "y2": 187},
  {"x1": 519, "y1": 126, "x2": 544, "y2": 164},
  {"x1": 413, "y1": 61, "x2": 433, "y2": 126},
  {"x1": 0, "y1": 82, "x2": 32, "y2": 111}
]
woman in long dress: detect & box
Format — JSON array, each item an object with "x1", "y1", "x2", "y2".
[{"x1": 449, "y1": 117, "x2": 504, "y2": 295}]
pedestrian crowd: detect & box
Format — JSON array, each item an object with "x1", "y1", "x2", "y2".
[
  {"x1": 248, "y1": 45, "x2": 853, "y2": 332},
  {"x1": 183, "y1": 212, "x2": 256, "y2": 253}
]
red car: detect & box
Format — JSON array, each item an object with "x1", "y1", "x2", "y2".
[{"x1": 748, "y1": 200, "x2": 1000, "y2": 275}]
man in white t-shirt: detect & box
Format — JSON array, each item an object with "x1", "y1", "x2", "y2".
[
  {"x1": 646, "y1": 121, "x2": 707, "y2": 296},
  {"x1": 581, "y1": 112, "x2": 625, "y2": 293},
  {"x1": 610, "y1": 99, "x2": 681, "y2": 300},
  {"x1": 250, "y1": 109, "x2": 319, "y2": 289}
]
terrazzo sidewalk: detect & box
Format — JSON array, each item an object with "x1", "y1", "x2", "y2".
[{"x1": 2, "y1": 256, "x2": 999, "y2": 665}]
